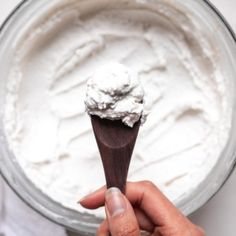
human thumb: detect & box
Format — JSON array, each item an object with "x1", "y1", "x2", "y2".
[{"x1": 105, "y1": 188, "x2": 140, "y2": 236}]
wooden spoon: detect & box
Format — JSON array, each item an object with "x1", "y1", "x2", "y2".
[{"x1": 91, "y1": 115, "x2": 140, "y2": 193}]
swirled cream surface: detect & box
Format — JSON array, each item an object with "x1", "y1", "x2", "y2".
[{"x1": 4, "y1": 0, "x2": 232, "y2": 216}]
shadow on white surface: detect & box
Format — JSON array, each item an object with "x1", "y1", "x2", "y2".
[
  {"x1": 190, "y1": 169, "x2": 236, "y2": 235},
  {"x1": 0, "y1": 176, "x2": 66, "y2": 236}
]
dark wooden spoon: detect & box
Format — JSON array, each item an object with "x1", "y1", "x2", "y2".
[{"x1": 91, "y1": 115, "x2": 140, "y2": 194}]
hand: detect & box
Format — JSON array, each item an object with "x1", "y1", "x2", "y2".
[{"x1": 80, "y1": 181, "x2": 205, "y2": 236}]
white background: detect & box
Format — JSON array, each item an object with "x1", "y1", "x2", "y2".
[{"x1": 1, "y1": 0, "x2": 236, "y2": 235}]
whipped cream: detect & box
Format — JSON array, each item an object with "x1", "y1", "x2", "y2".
[
  {"x1": 3, "y1": 0, "x2": 232, "y2": 218},
  {"x1": 85, "y1": 62, "x2": 145, "y2": 127}
]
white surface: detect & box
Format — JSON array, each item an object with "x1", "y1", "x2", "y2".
[
  {"x1": 0, "y1": 176, "x2": 66, "y2": 236},
  {"x1": 0, "y1": 0, "x2": 236, "y2": 235}
]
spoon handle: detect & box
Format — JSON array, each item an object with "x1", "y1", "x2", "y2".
[
  {"x1": 102, "y1": 148, "x2": 132, "y2": 194},
  {"x1": 91, "y1": 117, "x2": 140, "y2": 194}
]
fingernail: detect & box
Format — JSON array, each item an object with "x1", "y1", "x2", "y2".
[
  {"x1": 78, "y1": 192, "x2": 94, "y2": 203},
  {"x1": 78, "y1": 187, "x2": 105, "y2": 203},
  {"x1": 105, "y1": 187, "x2": 126, "y2": 217},
  {"x1": 78, "y1": 197, "x2": 86, "y2": 204}
]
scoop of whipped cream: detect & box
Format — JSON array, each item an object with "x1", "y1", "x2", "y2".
[{"x1": 85, "y1": 62, "x2": 145, "y2": 127}]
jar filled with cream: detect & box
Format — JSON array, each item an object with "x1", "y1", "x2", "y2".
[{"x1": 0, "y1": 0, "x2": 236, "y2": 234}]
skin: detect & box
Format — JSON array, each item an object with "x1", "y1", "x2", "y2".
[{"x1": 80, "y1": 181, "x2": 205, "y2": 236}]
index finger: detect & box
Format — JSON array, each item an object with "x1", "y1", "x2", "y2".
[{"x1": 79, "y1": 181, "x2": 184, "y2": 227}]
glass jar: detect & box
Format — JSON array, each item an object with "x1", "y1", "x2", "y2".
[{"x1": 0, "y1": 0, "x2": 236, "y2": 234}]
